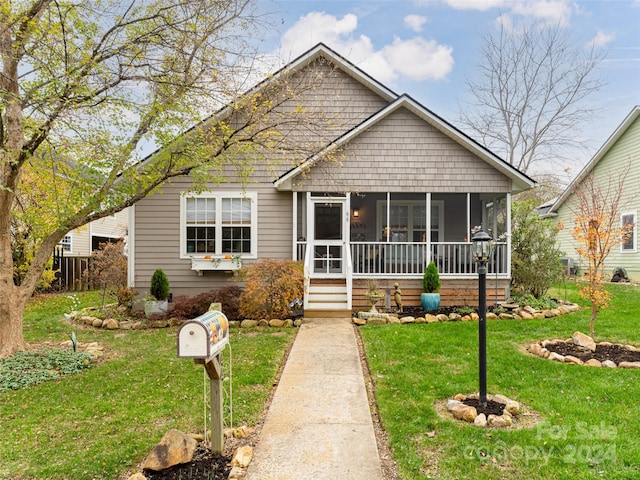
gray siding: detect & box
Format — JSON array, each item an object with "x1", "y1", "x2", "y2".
[{"x1": 291, "y1": 108, "x2": 512, "y2": 193}]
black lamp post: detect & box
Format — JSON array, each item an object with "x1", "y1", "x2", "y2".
[{"x1": 472, "y1": 230, "x2": 493, "y2": 408}]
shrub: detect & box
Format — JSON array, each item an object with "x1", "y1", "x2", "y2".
[
  {"x1": 510, "y1": 293, "x2": 558, "y2": 311},
  {"x1": 149, "y1": 269, "x2": 170, "y2": 301},
  {"x1": 511, "y1": 200, "x2": 564, "y2": 297},
  {"x1": 87, "y1": 240, "x2": 129, "y2": 306},
  {"x1": 238, "y1": 259, "x2": 304, "y2": 320},
  {"x1": 172, "y1": 286, "x2": 243, "y2": 320},
  {"x1": 423, "y1": 261, "x2": 441, "y2": 293}
]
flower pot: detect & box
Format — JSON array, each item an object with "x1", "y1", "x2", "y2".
[
  {"x1": 421, "y1": 293, "x2": 440, "y2": 312},
  {"x1": 145, "y1": 299, "x2": 168, "y2": 317}
]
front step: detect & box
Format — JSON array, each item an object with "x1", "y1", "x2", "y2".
[{"x1": 306, "y1": 281, "x2": 349, "y2": 314}]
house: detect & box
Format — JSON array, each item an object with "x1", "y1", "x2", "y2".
[
  {"x1": 129, "y1": 44, "x2": 535, "y2": 314},
  {"x1": 542, "y1": 106, "x2": 640, "y2": 282},
  {"x1": 57, "y1": 209, "x2": 129, "y2": 257}
]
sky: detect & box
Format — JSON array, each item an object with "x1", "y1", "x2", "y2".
[{"x1": 251, "y1": 0, "x2": 640, "y2": 182}]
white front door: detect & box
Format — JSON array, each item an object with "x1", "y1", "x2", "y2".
[{"x1": 310, "y1": 199, "x2": 347, "y2": 277}]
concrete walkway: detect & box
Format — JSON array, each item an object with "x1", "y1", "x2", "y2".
[{"x1": 245, "y1": 317, "x2": 384, "y2": 480}]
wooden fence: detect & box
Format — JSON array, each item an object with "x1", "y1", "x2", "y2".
[{"x1": 52, "y1": 250, "x2": 92, "y2": 291}]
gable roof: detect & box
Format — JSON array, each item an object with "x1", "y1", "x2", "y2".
[
  {"x1": 274, "y1": 94, "x2": 536, "y2": 193},
  {"x1": 544, "y1": 105, "x2": 640, "y2": 216}
]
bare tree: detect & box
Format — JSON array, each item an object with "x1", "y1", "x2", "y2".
[{"x1": 460, "y1": 20, "x2": 605, "y2": 174}]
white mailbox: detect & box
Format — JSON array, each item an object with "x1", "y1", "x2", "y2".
[{"x1": 177, "y1": 310, "x2": 229, "y2": 359}]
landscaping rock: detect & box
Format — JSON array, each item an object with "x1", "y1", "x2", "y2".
[
  {"x1": 228, "y1": 321, "x2": 241, "y2": 328},
  {"x1": 231, "y1": 446, "x2": 253, "y2": 468},
  {"x1": 352, "y1": 317, "x2": 367, "y2": 326},
  {"x1": 470, "y1": 312, "x2": 479, "y2": 321},
  {"x1": 400, "y1": 316, "x2": 416, "y2": 324},
  {"x1": 549, "y1": 352, "x2": 565, "y2": 362},
  {"x1": 446, "y1": 399, "x2": 463, "y2": 410},
  {"x1": 228, "y1": 466, "x2": 246, "y2": 479},
  {"x1": 103, "y1": 318, "x2": 119, "y2": 330},
  {"x1": 584, "y1": 359, "x2": 602, "y2": 367},
  {"x1": 425, "y1": 314, "x2": 438, "y2": 323},
  {"x1": 448, "y1": 313, "x2": 462, "y2": 321},
  {"x1": 533, "y1": 313, "x2": 546, "y2": 319},
  {"x1": 619, "y1": 361, "x2": 640, "y2": 369},
  {"x1": 293, "y1": 319, "x2": 303, "y2": 327},
  {"x1": 523, "y1": 305, "x2": 537, "y2": 314},
  {"x1": 368, "y1": 317, "x2": 387, "y2": 325},
  {"x1": 436, "y1": 314, "x2": 449, "y2": 322},
  {"x1": 564, "y1": 355, "x2": 584, "y2": 365},
  {"x1": 127, "y1": 473, "x2": 148, "y2": 480},
  {"x1": 142, "y1": 429, "x2": 197, "y2": 472},
  {"x1": 240, "y1": 320, "x2": 258, "y2": 328},
  {"x1": 474, "y1": 413, "x2": 487, "y2": 427},
  {"x1": 543, "y1": 310, "x2": 556, "y2": 318},
  {"x1": 92, "y1": 318, "x2": 103, "y2": 328},
  {"x1": 519, "y1": 310, "x2": 534, "y2": 319},
  {"x1": 451, "y1": 404, "x2": 478, "y2": 422},
  {"x1": 415, "y1": 316, "x2": 426, "y2": 323},
  {"x1": 269, "y1": 319, "x2": 285, "y2": 327},
  {"x1": 487, "y1": 414, "x2": 512, "y2": 428},
  {"x1": 602, "y1": 360, "x2": 617, "y2": 368},
  {"x1": 257, "y1": 319, "x2": 269, "y2": 327},
  {"x1": 499, "y1": 313, "x2": 514, "y2": 320},
  {"x1": 486, "y1": 313, "x2": 499, "y2": 320},
  {"x1": 283, "y1": 319, "x2": 293, "y2": 328},
  {"x1": 388, "y1": 316, "x2": 401, "y2": 324},
  {"x1": 572, "y1": 331, "x2": 596, "y2": 352}
]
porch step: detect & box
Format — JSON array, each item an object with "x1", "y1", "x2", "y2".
[
  {"x1": 303, "y1": 309, "x2": 352, "y2": 319},
  {"x1": 306, "y1": 281, "x2": 349, "y2": 313}
]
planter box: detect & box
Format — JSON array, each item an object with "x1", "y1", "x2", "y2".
[
  {"x1": 145, "y1": 299, "x2": 168, "y2": 317},
  {"x1": 191, "y1": 257, "x2": 241, "y2": 275}
]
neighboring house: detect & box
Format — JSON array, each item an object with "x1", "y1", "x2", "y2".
[
  {"x1": 129, "y1": 44, "x2": 535, "y2": 314},
  {"x1": 543, "y1": 106, "x2": 640, "y2": 282},
  {"x1": 57, "y1": 209, "x2": 129, "y2": 257}
]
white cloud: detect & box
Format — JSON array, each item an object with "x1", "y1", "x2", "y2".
[
  {"x1": 382, "y1": 37, "x2": 454, "y2": 81},
  {"x1": 272, "y1": 12, "x2": 454, "y2": 85},
  {"x1": 404, "y1": 14, "x2": 429, "y2": 32},
  {"x1": 588, "y1": 30, "x2": 615, "y2": 48},
  {"x1": 433, "y1": 0, "x2": 575, "y2": 24}
]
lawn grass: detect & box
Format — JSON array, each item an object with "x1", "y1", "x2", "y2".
[
  {"x1": 360, "y1": 281, "x2": 640, "y2": 479},
  {"x1": 0, "y1": 292, "x2": 295, "y2": 480}
]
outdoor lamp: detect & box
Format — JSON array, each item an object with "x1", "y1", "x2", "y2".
[
  {"x1": 353, "y1": 208, "x2": 359, "y2": 218},
  {"x1": 472, "y1": 230, "x2": 492, "y2": 265},
  {"x1": 472, "y1": 230, "x2": 492, "y2": 408}
]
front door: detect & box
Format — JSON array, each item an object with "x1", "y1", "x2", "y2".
[{"x1": 310, "y1": 199, "x2": 347, "y2": 277}]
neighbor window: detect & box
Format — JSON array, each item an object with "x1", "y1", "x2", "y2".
[
  {"x1": 181, "y1": 192, "x2": 256, "y2": 257},
  {"x1": 59, "y1": 235, "x2": 72, "y2": 252},
  {"x1": 621, "y1": 212, "x2": 636, "y2": 252}
]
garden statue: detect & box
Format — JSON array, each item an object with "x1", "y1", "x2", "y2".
[{"x1": 394, "y1": 282, "x2": 403, "y2": 313}]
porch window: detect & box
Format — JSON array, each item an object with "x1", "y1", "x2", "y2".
[
  {"x1": 181, "y1": 192, "x2": 257, "y2": 257},
  {"x1": 377, "y1": 200, "x2": 442, "y2": 242},
  {"x1": 621, "y1": 212, "x2": 636, "y2": 252}
]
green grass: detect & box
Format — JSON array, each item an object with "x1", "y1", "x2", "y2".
[
  {"x1": 360, "y1": 281, "x2": 640, "y2": 480},
  {"x1": 0, "y1": 292, "x2": 295, "y2": 480}
]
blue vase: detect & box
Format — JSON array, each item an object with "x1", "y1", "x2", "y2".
[{"x1": 421, "y1": 293, "x2": 441, "y2": 312}]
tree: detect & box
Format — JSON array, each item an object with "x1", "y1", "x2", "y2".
[
  {"x1": 460, "y1": 19, "x2": 605, "y2": 174},
  {"x1": 570, "y1": 167, "x2": 633, "y2": 338},
  {"x1": 0, "y1": 1, "x2": 332, "y2": 356},
  {"x1": 510, "y1": 200, "x2": 564, "y2": 298}
]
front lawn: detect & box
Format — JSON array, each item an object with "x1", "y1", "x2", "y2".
[
  {"x1": 0, "y1": 292, "x2": 295, "y2": 480},
  {"x1": 360, "y1": 281, "x2": 640, "y2": 479}
]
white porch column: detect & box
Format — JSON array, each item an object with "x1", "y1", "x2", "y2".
[
  {"x1": 506, "y1": 193, "x2": 512, "y2": 277},
  {"x1": 426, "y1": 192, "x2": 432, "y2": 262},
  {"x1": 292, "y1": 192, "x2": 297, "y2": 259}
]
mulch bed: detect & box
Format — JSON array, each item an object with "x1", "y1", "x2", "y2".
[
  {"x1": 462, "y1": 398, "x2": 505, "y2": 417},
  {"x1": 143, "y1": 446, "x2": 230, "y2": 480},
  {"x1": 544, "y1": 342, "x2": 640, "y2": 364}
]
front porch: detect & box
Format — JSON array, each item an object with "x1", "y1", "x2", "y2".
[{"x1": 292, "y1": 191, "x2": 511, "y2": 312}]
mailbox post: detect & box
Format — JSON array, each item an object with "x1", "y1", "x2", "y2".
[{"x1": 177, "y1": 311, "x2": 229, "y2": 454}]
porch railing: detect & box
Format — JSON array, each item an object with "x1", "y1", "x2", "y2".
[{"x1": 296, "y1": 241, "x2": 508, "y2": 276}]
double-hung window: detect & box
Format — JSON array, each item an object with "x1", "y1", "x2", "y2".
[
  {"x1": 181, "y1": 192, "x2": 257, "y2": 258},
  {"x1": 59, "y1": 235, "x2": 72, "y2": 252},
  {"x1": 621, "y1": 212, "x2": 636, "y2": 253}
]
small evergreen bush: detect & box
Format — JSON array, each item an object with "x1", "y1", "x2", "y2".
[
  {"x1": 149, "y1": 269, "x2": 170, "y2": 301},
  {"x1": 422, "y1": 261, "x2": 441, "y2": 293}
]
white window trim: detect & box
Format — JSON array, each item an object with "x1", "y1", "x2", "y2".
[
  {"x1": 180, "y1": 191, "x2": 258, "y2": 260},
  {"x1": 620, "y1": 211, "x2": 636, "y2": 253},
  {"x1": 376, "y1": 200, "x2": 444, "y2": 242},
  {"x1": 59, "y1": 234, "x2": 72, "y2": 252}
]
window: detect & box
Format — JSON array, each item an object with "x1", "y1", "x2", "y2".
[
  {"x1": 621, "y1": 212, "x2": 636, "y2": 253},
  {"x1": 181, "y1": 192, "x2": 256, "y2": 257},
  {"x1": 59, "y1": 235, "x2": 72, "y2": 252},
  {"x1": 377, "y1": 200, "x2": 443, "y2": 242}
]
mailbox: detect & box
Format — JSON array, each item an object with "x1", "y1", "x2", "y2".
[{"x1": 177, "y1": 310, "x2": 229, "y2": 359}]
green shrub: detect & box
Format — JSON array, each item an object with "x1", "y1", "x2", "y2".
[
  {"x1": 510, "y1": 293, "x2": 558, "y2": 310},
  {"x1": 238, "y1": 259, "x2": 304, "y2": 320},
  {"x1": 149, "y1": 269, "x2": 170, "y2": 301},
  {"x1": 422, "y1": 261, "x2": 441, "y2": 293},
  {"x1": 511, "y1": 200, "x2": 564, "y2": 297},
  {"x1": 0, "y1": 349, "x2": 92, "y2": 392}
]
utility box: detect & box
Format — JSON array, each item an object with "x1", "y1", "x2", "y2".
[{"x1": 177, "y1": 310, "x2": 229, "y2": 360}]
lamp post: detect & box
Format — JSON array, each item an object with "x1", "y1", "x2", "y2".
[{"x1": 472, "y1": 230, "x2": 492, "y2": 408}]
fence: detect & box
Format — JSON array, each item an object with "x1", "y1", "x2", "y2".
[{"x1": 52, "y1": 250, "x2": 92, "y2": 291}]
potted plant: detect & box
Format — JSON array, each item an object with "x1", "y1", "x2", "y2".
[
  {"x1": 421, "y1": 261, "x2": 441, "y2": 311},
  {"x1": 145, "y1": 268, "x2": 170, "y2": 317}
]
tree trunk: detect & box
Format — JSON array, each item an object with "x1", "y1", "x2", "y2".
[
  {"x1": 0, "y1": 280, "x2": 29, "y2": 357},
  {"x1": 590, "y1": 304, "x2": 597, "y2": 339}
]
